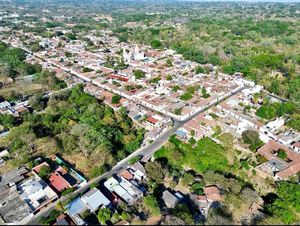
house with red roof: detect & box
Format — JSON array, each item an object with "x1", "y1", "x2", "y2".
[
  {"x1": 203, "y1": 185, "x2": 223, "y2": 202},
  {"x1": 49, "y1": 172, "x2": 72, "y2": 193}
]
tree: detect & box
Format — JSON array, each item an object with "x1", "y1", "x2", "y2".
[
  {"x1": 166, "y1": 59, "x2": 173, "y2": 67},
  {"x1": 181, "y1": 172, "x2": 195, "y2": 186},
  {"x1": 256, "y1": 105, "x2": 277, "y2": 120},
  {"x1": 172, "y1": 85, "x2": 180, "y2": 92},
  {"x1": 207, "y1": 207, "x2": 233, "y2": 225},
  {"x1": 150, "y1": 39, "x2": 162, "y2": 49},
  {"x1": 29, "y1": 94, "x2": 47, "y2": 111},
  {"x1": 172, "y1": 204, "x2": 194, "y2": 225},
  {"x1": 145, "y1": 161, "x2": 165, "y2": 183},
  {"x1": 134, "y1": 69, "x2": 146, "y2": 79},
  {"x1": 111, "y1": 95, "x2": 122, "y2": 104},
  {"x1": 0, "y1": 114, "x2": 15, "y2": 130},
  {"x1": 166, "y1": 74, "x2": 172, "y2": 81},
  {"x1": 242, "y1": 130, "x2": 263, "y2": 151},
  {"x1": 143, "y1": 195, "x2": 160, "y2": 216},
  {"x1": 97, "y1": 208, "x2": 111, "y2": 225},
  {"x1": 202, "y1": 87, "x2": 211, "y2": 98},
  {"x1": 277, "y1": 149, "x2": 287, "y2": 160},
  {"x1": 190, "y1": 182, "x2": 205, "y2": 195},
  {"x1": 180, "y1": 93, "x2": 193, "y2": 101},
  {"x1": 38, "y1": 165, "x2": 52, "y2": 178}
]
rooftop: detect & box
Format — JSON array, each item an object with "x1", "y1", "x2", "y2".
[{"x1": 81, "y1": 188, "x2": 110, "y2": 211}]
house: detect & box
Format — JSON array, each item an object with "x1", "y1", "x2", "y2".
[
  {"x1": 162, "y1": 190, "x2": 179, "y2": 208},
  {"x1": 49, "y1": 171, "x2": 72, "y2": 193},
  {"x1": 81, "y1": 188, "x2": 111, "y2": 212},
  {"x1": 146, "y1": 116, "x2": 159, "y2": 127},
  {"x1": 0, "y1": 167, "x2": 29, "y2": 186},
  {"x1": 18, "y1": 174, "x2": 58, "y2": 213},
  {"x1": 130, "y1": 161, "x2": 146, "y2": 181},
  {"x1": 278, "y1": 130, "x2": 300, "y2": 146},
  {"x1": 176, "y1": 129, "x2": 188, "y2": 140},
  {"x1": 32, "y1": 162, "x2": 50, "y2": 174},
  {"x1": 66, "y1": 198, "x2": 87, "y2": 225},
  {"x1": 203, "y1": 186, "x2": 223, "y2": 202},
  {"x1": 0, "y1": 184, "x2": 34, "y2": 224},
  {"x1": 0, "y1": 149, "x2": 9, "y2": 159},
  {"x1": 257, "y1": 140, "x2": 300, "y2": 180},
  {"x1": 120, "y1": 169, "x2": 134, "y2": 181},
  {"x1": 104, "y1": 177, "x2": 143, "y2": 205}
]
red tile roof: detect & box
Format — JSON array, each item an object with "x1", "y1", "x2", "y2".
[
  {"x1": 204, "y1": 186, "x2": 223, "y2": 202},
  {"x1": 147, "y1": 116, "x2": 158, "y2": 124},
  {"x1": 120, "y1": 170, "x2": 134, "y2": 181},
  {"x1": 276, "y1": 162, "x2": 300, "y2": 179},
  {"x1": 49, "y1": 172, "x2": 71, "y2": 193}
]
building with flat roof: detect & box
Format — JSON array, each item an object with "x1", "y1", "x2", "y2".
[
  {"x1": 18, "y1": 174, "x2": 58, "y2": 213},
  {"x1": 0, "y1": 185, "x2": 33, "y2": 224}
]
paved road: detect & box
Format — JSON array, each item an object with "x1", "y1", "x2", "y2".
[{"x1": 27, "y1": 122, "x2": 182, "y2": 225}]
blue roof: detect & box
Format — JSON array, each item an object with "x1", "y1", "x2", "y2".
[
  {"x1": 176, "y1": 130, "x2": 187, "y2": 137},
  {"x1": 66, "y1": 197, "x2": 86, "y2": 216}
]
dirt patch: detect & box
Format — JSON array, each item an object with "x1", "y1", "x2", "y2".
[{"x1": 145, "y1": 216, "x2": 161, "y2": 225}]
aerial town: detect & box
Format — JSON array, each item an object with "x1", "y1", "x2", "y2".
[{"x1": 0, "y1": 0, "x2": 299, "y2": 225}]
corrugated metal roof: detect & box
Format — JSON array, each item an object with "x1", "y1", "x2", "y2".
[
  {"x1": 66, "y1": 198, "x2": 86, "y2": 216},
  {"x1": 81, "y1": 188, "x2": 110, "y2": 211}
]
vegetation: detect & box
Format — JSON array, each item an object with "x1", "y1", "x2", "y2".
[
  {"x1": 154, "y1": 136, "x2": 228, "y2": 173},
  {"x1": 256, "y1": 102, "x2": 297, "y2": 120},
  {"x1": 128, "y1": 155, "x2": 141, "y2": 165},
  {"x1": 145, "y1": 161, "x2": 165, "y2": 183},
  {"x1": 97, "y1": 208, "x2": 111, "y2": 225},
  {"x1": 0, "y1": 85, "x2": 144, "y2": 177},
  {"x1": 143, "y1": 195, "x2": 160, "y2": 216},
  {"x1": 242, "y1": 130, "x2": 264, "y2": 151},
  {"x1": 113, "y1": 3, "x2": 300, "y2": 102},
  {"x1": 133, "y1": 69, "x2": 146, "y2": 79},
  {"x1": 0, "y1": 42, "x2": 33, "y2": 78},
  {"x1": 180, "y1": 93, "x2": 193, "y2": 101},
  {"x1": 38, "y1": 165, "x2": 52, "y2": 178},
  {"x1": 265, "y1": 181, "x2": 300, "y2": 224},
  {"x1": 111, "y1": 95, "x2": 122, "y2": 104},
  {"x1": 277, "y1": 149, "x2": 288, "y2": 160}
]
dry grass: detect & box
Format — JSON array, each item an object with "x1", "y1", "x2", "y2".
[{"x1": 0, "y1": 79, "x2": 45, "y2": 100}]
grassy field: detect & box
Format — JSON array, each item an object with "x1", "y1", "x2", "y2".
[{"x1": 154, "y1": 136, "x2": 228, "y2": 173}]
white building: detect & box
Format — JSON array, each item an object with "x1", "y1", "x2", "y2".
[{"x1": 18, "y1": 174, "x2": 58, "y2": 213}]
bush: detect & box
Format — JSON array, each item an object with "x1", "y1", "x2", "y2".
[
  {"x1": 128, "y1": 155, "x2": 141, "y2": 165},
  {"x1": 61, "y1": 187, "x2": 75, "y2": 196}
]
